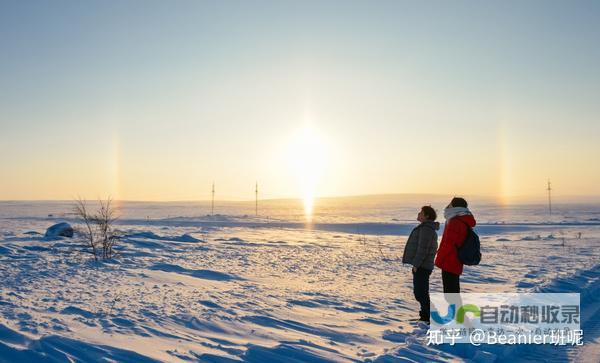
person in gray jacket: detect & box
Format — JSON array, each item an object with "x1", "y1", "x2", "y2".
[{"x1": 402, "y1": 206, "x2": 439, "y2": 322}]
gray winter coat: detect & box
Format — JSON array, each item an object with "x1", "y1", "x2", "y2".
[{"x1": 402, "y1": 220, "x2": 439, "y2": 270}]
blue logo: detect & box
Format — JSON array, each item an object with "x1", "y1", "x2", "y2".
[{"x1": 431, "y1": 304, "x2": 480, "y2": 324}]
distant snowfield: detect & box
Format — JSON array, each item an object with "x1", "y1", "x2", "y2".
[{"x1": 0, "y1": 203, "x2": 599, "y2": 362}]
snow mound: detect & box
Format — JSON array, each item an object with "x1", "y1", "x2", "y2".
[
  {"x1": 44, "y1": 222, "x2": 74, "y2": 239},
  {"x1": 126, "y1": 231, "x2": 203, "y2": 243},
  {"x1": 149, "y1": 263, "x2": 242, "y2": 281},
  {"x1": 0, "y1": 324, "x2": 159, "y2": 362}
]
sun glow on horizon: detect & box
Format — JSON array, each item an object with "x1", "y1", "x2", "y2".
[{"x1": 286, "y1": 127, "x2": 329, "y2": 222}]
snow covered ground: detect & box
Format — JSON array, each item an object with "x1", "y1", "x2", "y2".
[{"x1": 0, "y1": 201, "x2": 599, "y2": 362}]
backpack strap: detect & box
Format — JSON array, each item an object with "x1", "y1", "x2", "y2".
[
  {"x1": 456, "y1": 218, "x2": 472, "y2": 231},
  {"x1": 453, "y1": 218, "x2": 472, "y2": 249}
]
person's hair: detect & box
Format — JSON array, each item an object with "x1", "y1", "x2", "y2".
[
  {"x1": 450, "y1": 197, "x2": 468, "y2": 208},
  {"x1": 421, "y1": 205, "x2": 437, "y2": 221}
]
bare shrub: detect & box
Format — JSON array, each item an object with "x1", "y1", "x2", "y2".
[{"x1": 73, "y1": 198, "x2": 120, "y2": 261}]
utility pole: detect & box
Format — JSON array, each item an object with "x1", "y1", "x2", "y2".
[
  {"x1": 255, "y1": 182, "x2": 258, "y2": 217},
  {"x1": 211, "y1": 182, "x2": 215, "y2": 216},
  {"x1": 547, "y1": 179, "x2": 552, "y2": 216}
]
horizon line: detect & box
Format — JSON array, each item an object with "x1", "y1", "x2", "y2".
[{"x1": 1, "y1": 192, "x2": 599, "y2": 204}]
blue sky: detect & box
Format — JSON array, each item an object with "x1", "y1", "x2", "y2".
[{"x1": 1, "y1": 1, "x2": 599, "y2": 201}]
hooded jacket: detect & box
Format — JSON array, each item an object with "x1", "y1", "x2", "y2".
[
  {"x1": 434, "y1": 207, "x2": 477, "y2": 275},
  {"x1": 402, "y1": 220, "x2": 440, "y2": 270}
]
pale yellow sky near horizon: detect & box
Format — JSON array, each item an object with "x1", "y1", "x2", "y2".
[{"x1": 1, "y1": 120, "x2": 597, "y2": 204}]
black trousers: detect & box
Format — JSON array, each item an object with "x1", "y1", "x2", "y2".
[
  {"x1": 413, "y1": 267, "x2": 433, "y2": 321},
  {"x1": 442, "y1": 270, "x2": 460, "y2": 293}
]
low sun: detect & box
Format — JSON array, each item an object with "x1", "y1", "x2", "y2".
[{"x1": 287, "y1": 127, "x2": 328, "y2": 221}]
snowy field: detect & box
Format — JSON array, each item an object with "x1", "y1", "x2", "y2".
[{"x1": 0, "y1": 200, "x2": 599, "y2": 362}]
